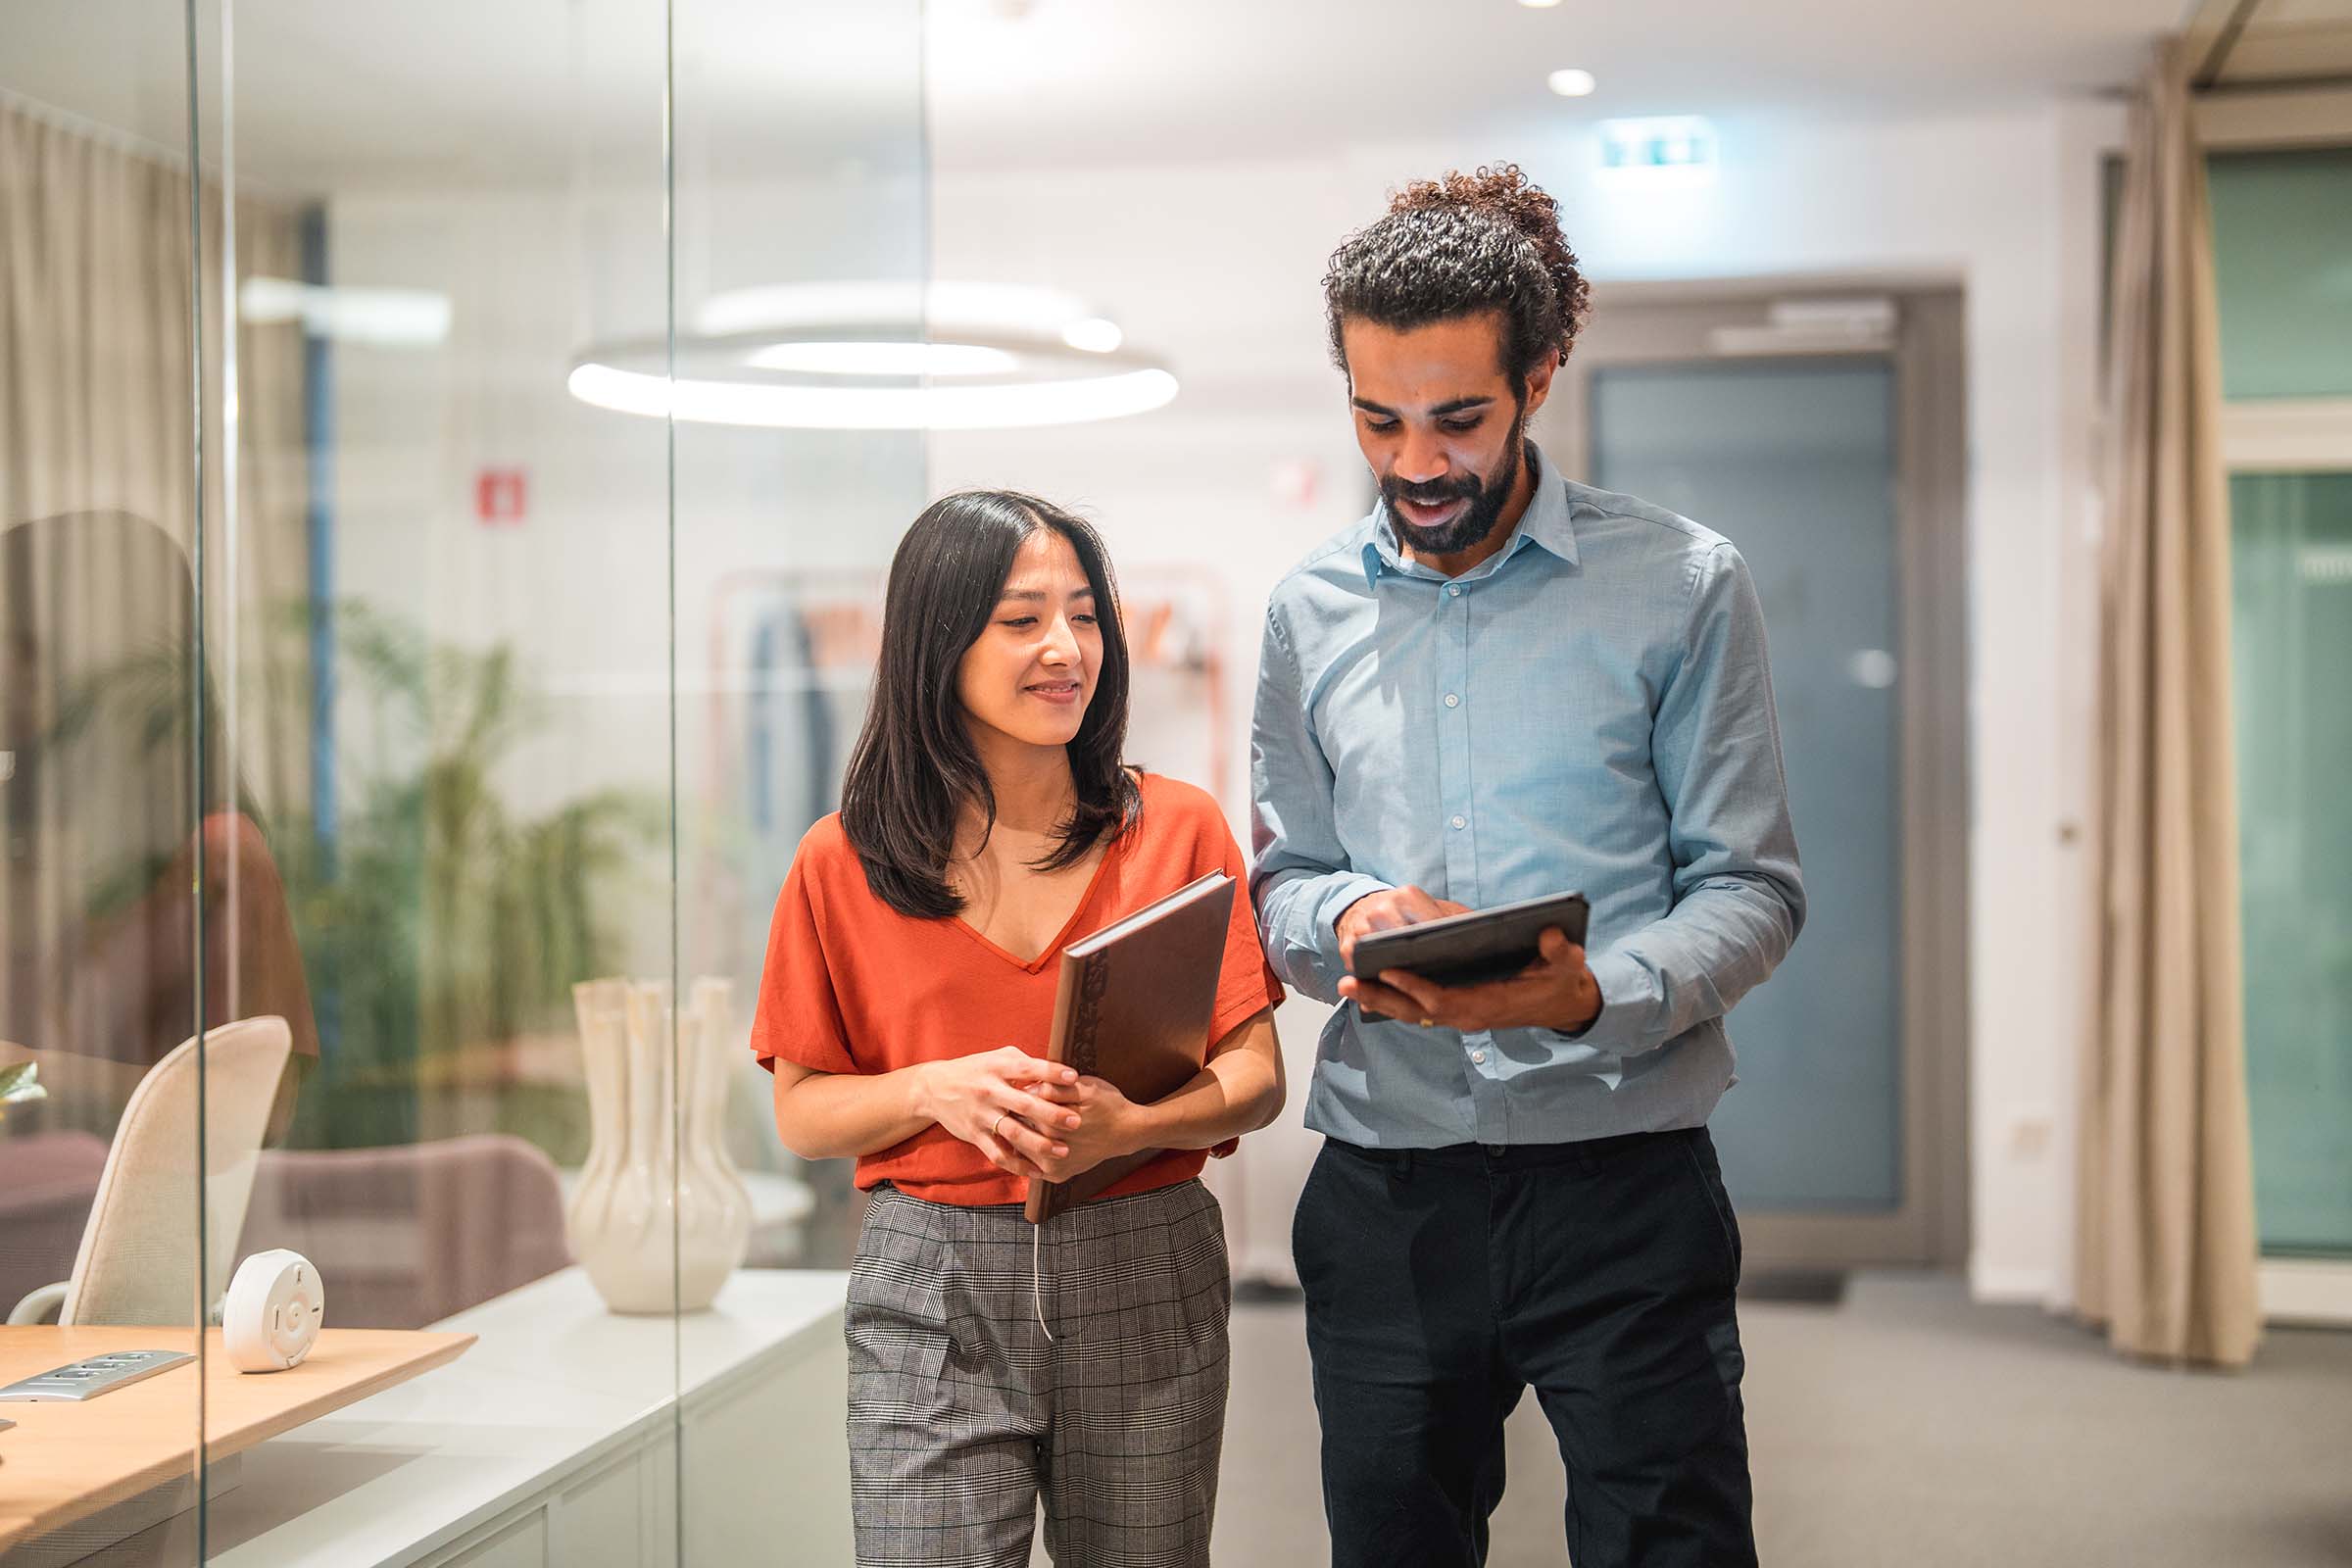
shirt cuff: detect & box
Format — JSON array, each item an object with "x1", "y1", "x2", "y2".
[
  {"x1": 1562, "y1": 945, "x2": 1658, "y2": 1055},
  {"x1": 1312, "y1": 872, "x2": 1393, "y2": 990}
]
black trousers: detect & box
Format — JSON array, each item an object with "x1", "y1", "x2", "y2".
[{"x1": 1293, "y1": 1128, "x2": 1756, "y2": 1568}]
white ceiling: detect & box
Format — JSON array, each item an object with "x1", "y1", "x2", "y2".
[
  {"x1": 1, "y1": 0, "x2": 2196, "y2": 192},
  {"x1": 922, "y1": 0, "x2": 2197, "y2": 169},
  {"x1": 2, "y1": 0, "x2": 928, "y2": 193}
]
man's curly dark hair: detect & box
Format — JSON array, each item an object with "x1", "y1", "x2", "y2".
[{"x1": 1323, "y1": 164, "x2": 1592, "y2": 394}]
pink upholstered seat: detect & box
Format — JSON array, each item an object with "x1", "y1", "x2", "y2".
[
  {"x1": 0, "y1": 1129, "x2": 108, "y2": 1319},
  {"x1": 236, "y1": 1133, "x2": 571, "y2": 1329}
]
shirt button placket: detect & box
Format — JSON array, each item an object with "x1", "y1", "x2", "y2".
[{"x1": 1440, "y1": 582, "x2": 1477, "y2": 901}]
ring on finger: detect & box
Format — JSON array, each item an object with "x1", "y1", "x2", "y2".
[{"x1": 993, "y1": 1111, "x2": 1010, "y2": 1142}]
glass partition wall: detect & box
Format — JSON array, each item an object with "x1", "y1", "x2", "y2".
[
  {"x1": 3, "y1": 8, "x2": 217, "y2": 1560},
  {"x1": 0, "y1": 2, "x2": 923, "y2": 1562}
]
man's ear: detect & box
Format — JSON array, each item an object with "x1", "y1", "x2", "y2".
[{"x1": 1522, "y1": 353, "x2": 1560, "y2": 418}]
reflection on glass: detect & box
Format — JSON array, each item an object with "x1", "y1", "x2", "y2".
[
  {"x1": 1, "y1": 48, "x2": 216, "y2": 1567},
  {"x1": 5, "y1": 513, "x2": 312, "y2": 1119},
  {"x1": 671, "y1": 0, "x2": 932, "y2": 1281}
]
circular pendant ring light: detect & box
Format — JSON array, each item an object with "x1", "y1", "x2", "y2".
[{"x1": 567, "y1": 281, "x2": 1176, "y2": 430}]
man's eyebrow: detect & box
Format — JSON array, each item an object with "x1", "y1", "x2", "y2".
[{"x1": 1349, "y1": 395, "x2": 1495, "y2": 417}]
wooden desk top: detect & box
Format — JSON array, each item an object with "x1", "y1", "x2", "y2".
[{"x1": 0, "y1": 1326, "x2": 473, "y2": 1553}]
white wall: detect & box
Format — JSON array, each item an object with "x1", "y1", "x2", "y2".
[{"x1": 929, "y1": 102, "x2": 2123, "y2": 1298}]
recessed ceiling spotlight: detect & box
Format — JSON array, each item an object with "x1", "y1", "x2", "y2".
[
  {"x1": 1517, "y1": 0, "x2": 1564, "y2": 8},
  {"x1": 1548, "y1": 68, "x2": 1597, "y2": 98}
]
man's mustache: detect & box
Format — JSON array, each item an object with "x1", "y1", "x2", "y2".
[{"x1": 1388, "y1": 477, "x2": 1481, "y2": 508}]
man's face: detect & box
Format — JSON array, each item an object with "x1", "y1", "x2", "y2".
[{"x1": 1342, "y1": 311, "x2": 1555, "y2": 559}]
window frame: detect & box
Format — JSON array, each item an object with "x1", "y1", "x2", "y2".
[{"x1": 2196, "y1": 89, "x2": 2352, "y2": 1320}]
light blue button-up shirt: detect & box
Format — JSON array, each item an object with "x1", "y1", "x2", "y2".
[{"x1": 1250, "y1": 444, "x2": 1805, "y2": 1148}]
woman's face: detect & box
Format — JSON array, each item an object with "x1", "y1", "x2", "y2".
[{"x1": 956, "y1": 527, "x2": 1102, "y2": 757}]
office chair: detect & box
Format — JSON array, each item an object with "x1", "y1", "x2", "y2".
[{"x1": 5, "y1": 1016, "x2": 293, "y2": 1326}]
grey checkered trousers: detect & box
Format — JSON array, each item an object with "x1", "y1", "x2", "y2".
[{"x1": 844, "y1": 1177, "x2": 1232, "y2": 1568}]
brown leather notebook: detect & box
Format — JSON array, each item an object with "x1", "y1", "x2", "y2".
[{"x1": 1023, "y1": 871, "x2": 1236, "y2": 1224}]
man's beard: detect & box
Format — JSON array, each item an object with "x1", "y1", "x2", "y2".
[{"x1": 1381, "y1": 418, "x2": 1527, "y2": 559}]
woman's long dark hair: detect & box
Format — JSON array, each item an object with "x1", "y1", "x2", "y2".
[{"x1": 839, "y1": 491, "x2": 1141, "y2": 919}]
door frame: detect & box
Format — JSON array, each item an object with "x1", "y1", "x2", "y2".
[{"x1": 1534, "y1": 279, "x2": 1972, "y2": 1270}]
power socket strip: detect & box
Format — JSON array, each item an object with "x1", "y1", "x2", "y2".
[{"x1": 0, "y1": 1349, "x2": 195, "y2": 1402}]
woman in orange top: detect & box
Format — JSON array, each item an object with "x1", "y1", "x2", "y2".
[{"x1": 752, "y1": 490, "x2": 1284, "y2": 1568}]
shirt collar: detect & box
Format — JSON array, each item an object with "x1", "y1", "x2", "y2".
[{"x1": 1359, "y1": 440, "x2": 1581, "y2": 590}]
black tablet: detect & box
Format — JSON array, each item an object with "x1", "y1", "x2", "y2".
[{"x1": 1349, "y1": 891, "x2": 1590, "y2": 992}]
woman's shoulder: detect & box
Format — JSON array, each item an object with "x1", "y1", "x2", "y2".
[
  {"x1": 1129, "y1": 771, "x2": 1233, "y2": 845},
  {"x1": 790, "y1": 812, "x2": 860, "y2": 880},
  {"x1": 782, "y1": 813, "x2": 900, "y2": 925}
]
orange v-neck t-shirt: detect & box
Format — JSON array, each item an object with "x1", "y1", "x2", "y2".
[{"x1": 750, "y1": 771, "x2": 1284, "y2": 1206}]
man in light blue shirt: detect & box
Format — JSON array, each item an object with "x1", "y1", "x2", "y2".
[{"x1": 1252, "y1": 166, "x2": 1802, "y2": 1567}]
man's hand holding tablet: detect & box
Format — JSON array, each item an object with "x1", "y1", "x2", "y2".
[{"x1": 1336, "y1": 888, "x2": 1601, "y2": 1035}]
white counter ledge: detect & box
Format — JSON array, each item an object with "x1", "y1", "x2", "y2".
[{"x1": 192, "y1": 1267, "x2": 851, "y2": 1568}]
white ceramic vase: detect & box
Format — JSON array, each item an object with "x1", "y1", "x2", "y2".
[{"x1": 566, "y1": 976, "x2": 753, "y2": 1314}]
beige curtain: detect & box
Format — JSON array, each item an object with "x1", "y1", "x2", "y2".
[
  {"x1": 0, "y1": 97, "x2": 309, "y2": 815},
  {"x1": 1, "y1": 97, "x2": 312, "y2": 1122},
  {"x1": 2076, "y1": 39, "x2": 2262, "y2": 1368}
]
